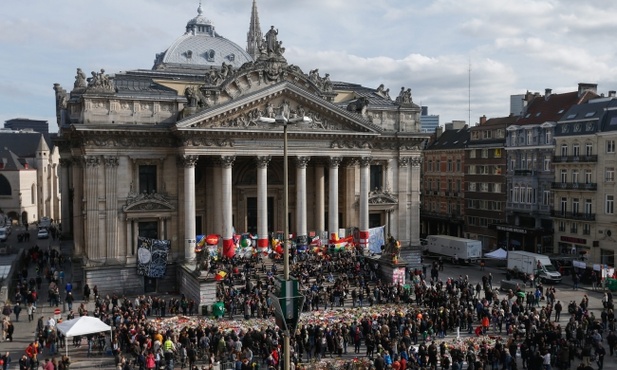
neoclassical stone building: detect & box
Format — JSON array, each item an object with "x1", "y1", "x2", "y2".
[{"x1": 53, "y1": 3, "x2": 427, "y2": 294}]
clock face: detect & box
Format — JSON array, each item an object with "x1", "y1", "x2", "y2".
[{"x1": 138, "y1": 248, "x2": 152, "y2": 264}]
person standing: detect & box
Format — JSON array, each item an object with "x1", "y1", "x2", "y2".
[
  {"x1": 554, "y1": 301, "x2": 562, "y2": 322},
  {"x1": 12, "y1": 303, "x2": 21, "y2": 322},
  {"x1": 596, "y1": 343, "x2": 606, "y2": 370}
]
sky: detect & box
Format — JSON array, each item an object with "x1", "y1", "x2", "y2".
[{"x1": 3, "y1": 0, "x2": 617, "y2": 133}]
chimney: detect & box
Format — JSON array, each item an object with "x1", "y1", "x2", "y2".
[
  {"x1": 609, "y1": 90, "x2": 616, "y2": 98},
  {"x1": 479, "y1": 115, "x2": 487, "y2": 125},
  {"x1": 545, "y1": 88, "x2": 552, "y2": 100},
  {"x1": 578, "y1": 82, "x2": 598, "y2": 97},
  {"x1": 435, "y1": 126, "x2": 443, "y2": 139}
]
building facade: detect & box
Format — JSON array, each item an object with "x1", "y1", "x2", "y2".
[
  {"x1": 465, "y1": 116, "x2": 514, "y2": 250},
  {"x1": 53, "y1": 4, "x2": 428, "y2": 294},
  {"x1": 0, "y1": 131, "x2": 60, "y2": 225},
  {"x1": 553, "y1": 95, "x2": 615, "y2": 265},
  {"x1": 503, "y1": 86, "x2": 597, "y2": 253},
  {"x1": 420, "y1": 126, "x2": 469, "y2": 237}
]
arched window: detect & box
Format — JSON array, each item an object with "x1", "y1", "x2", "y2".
[{"x1": 0, "y1": 175, "x2": 11, "y2": 195}]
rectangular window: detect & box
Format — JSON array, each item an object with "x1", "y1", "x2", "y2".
[
  {"x1": 573, "y1": 144, "x2": 580, "y2": 157},
  {"x1": 494, "y1": 148, "x2": 502, "y2": 158},
  {"x1": 456, "y1": 179, "x2": 461, "y2": 192},
  {"x1": 543, "y1": 191, "x2": 551, "y2": 206},
  {"x1": 139, "y1": 165, "x2": 157, "y2": 194},
  {"x1": 469, "y1": 150, "x2": 476, "y2": 159},
  {"x1": 585, "y1": 199, "x2": 592, "y2": 215},
  {"x1": 545, "y1": 129, "x2": 552, "y2": 145},
  {"x1": 572, "y1": 198, "x2": 579, "y2": 215},
  {"x1": 561, "y1": 144, "x2": 568, "y2": 157},
  {"x1": 560, "y1": 197, "x2": 567, "y2": 215},
  {"x1": 483, "y1": 131, "x2": 492, "y2": 139},
  {"x1": 526, "y1": 130, "x2": 532, "y2": 144},
  {"x1": 559, "y1": 221, "x2": 566, "y2": 232},
  {"x1": 583, "y1": 224, "x2": 591, "y2": 235},
  {"x1": 494, "y1": 183, "x2": 501, "y2": 193},
  {"x1": 480, "y1": 183, "x2": 488, "y2": 192},
  {"x1": 447, "y1": 179, "x2": 452, "y2": 192},
  {"x1": 571, "y1": 223, "x2": 578, "y2": 234},
  {"x1": 606, "y1": 194, "x2": 615, "y2": 214},
  {"x1": 468, "y1": 182, "x2": 476, "y2": 192},
  {"x1": 607, "y1": 140, "x2": 616, "y2": 153},
  {"x1": 456, "y1": 159, "x2": 461, "y2": 172},
  {"x1": 447, "y1": 159, "x2": 452, "y2": 172},
  {"x1": 481, "y1": 149, "x2": 488, "y2": 158},
  {"x1": 607, "y1": 167, "x2": 615, "y2": 182},
  {"x1": 543, "y1": 157, "x2": 551, "y2": 171},
  {"x1": 370, "y1": 165, "x2": 383, "y2": 190},
  {"x1": 586, "y1": 143, "x2": 593, "y2": 156},
  {"x1": 428, "y1": 160, "x2": 433, "y2": 172},
  {"x1": 560, "y1": 169, "x2": 567, "y2": 183},
  {"x1": 585, "y1": 170, "x2": 592, "y2": 184},
  {"x1": 572, "y1": 170, "x2": 579, "y2": 184}
]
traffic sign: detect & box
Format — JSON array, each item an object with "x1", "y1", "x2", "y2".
[{"x1": 271, "y1": 277, "x2": 305, "y2": 333}]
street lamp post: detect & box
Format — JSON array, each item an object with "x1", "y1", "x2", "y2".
[{"x1": 261, "y1": 112, "x2": 310, "y2": 370}]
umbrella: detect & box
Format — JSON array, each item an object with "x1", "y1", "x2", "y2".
[
  {"x1": 516, "y1": 291, "x2": 526, "y2": 298},
  {"x1": 215, "y1": 271, "x2": 227, "y2": 281}
]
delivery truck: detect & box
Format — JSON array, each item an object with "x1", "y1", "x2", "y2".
[
  {"x1": 507, "y1": 250, "x2": 562, "y2": 283},
  {"x1": 424, "y1": 235, "x2": 483, "y2": 264}
]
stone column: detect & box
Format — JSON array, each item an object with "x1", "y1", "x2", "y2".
[
  {"x1": 159, "y1": 217, "x2": 166, "y2": 240},
  {"x1": 180, "y1": 155, "x2": 198, "y2": 262},
  {"x1": 72, "y1": 159, "x2": 84, "y2": 257},
  {"x1": 221, "y1": 156, "x2": 236, "y2": 258},
  {"x1": 212, "y1": 159, "x2": 223, "y2": 237},
  {"x1": 295, "y1": 156, "x2": 310, "y2": 246},
  {"x1": 256, "y1": 156, "x2": 271, "y2": 252},
  {"x1": 104, "y1": 156, "x2": 119, "y2": 261},
  {"x1": 314, "y1": 163, "x2": 325, "y2": 233},
  {"x1": 359, "y1": 157, "x2": 371, "y2": 253},
  {"x1": 84, "y1": 156, "x2": 100, "y2": 261},
  {"x1": 124, "y1": 217, "x2": 132, "y2": 259},
  {"x1": 410, "y1": 157, "x2": 422, "y2": 245},
  {"x1": 59, "y1": 159, "x2": 71, "y2": 235},
  {"x1": 328, "y1": 157, "x2": 342, "y2": 242},
  {"x1": 397, "y1": 157, "x2": 410, "y2": 246}
]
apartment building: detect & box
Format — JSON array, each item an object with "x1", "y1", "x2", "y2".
[
  {"x1": 465, "y1": 116, "x2": 516, "y2": 250},
  {"x1": 554, "y1": 94, "x2": 617, "y2": 265},
  {"x1": 421, "y1": 125, "x2": 470, "y2": 237},
  {"x1": 503, "y1": 86, "x2": 598, "y2": 253}
]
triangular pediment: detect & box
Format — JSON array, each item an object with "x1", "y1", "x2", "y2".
[{"x1": 175, "y1": 81, "x2": 383, "y2": 135}]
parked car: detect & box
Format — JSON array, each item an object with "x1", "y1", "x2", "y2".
[{"x1": 37, "y1": 227, "x2": 49, "y2": 239}]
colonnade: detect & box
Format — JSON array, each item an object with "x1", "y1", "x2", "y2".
[{"x1": 181, "y1": 155, "x2": 372, "y2": 261}]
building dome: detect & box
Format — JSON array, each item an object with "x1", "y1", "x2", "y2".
[{"x1": 153, "y1": 3, "x2": 253, "y2": 70}]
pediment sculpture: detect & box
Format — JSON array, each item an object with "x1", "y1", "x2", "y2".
[
  {"x1": 368, "y1": 189, "x2": 398, "y2": 205},
  {"x1": 124, "y1": 188, "x2": 175, "y2": 212}
]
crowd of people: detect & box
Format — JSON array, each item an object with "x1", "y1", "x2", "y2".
[{"x1": 1, "y1": 242, "x2": 613, "y2": 370}]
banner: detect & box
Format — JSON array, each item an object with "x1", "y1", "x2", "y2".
[
  {"x1": 368, "y1": 226, "x2": 385, "y2": 254},
  {"x1": 136, "y1": 237, "x2": 171, "y2": 278}
]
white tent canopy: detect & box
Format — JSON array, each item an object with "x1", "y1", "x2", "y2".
[
  {"x1": 57, "y1": 316, "x2": 112, "y2": 356},
  {"x1": 484, "y1": 248, "x2": 507, "y2": 260}
]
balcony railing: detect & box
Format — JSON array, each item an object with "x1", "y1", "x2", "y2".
[
  {"x1": 552, "y1": 155, "x2": 598, "y2": 163},
  {"x1": 513, "y1": 169, "x2": 535, "y2": 176},
  {"x1": 550, "y1": 210, "x2": 596, "y2": 221},
  {"x1": 551, "y1": 182, "x2": 597, "y2": 190}
]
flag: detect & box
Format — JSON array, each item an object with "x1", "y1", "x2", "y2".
[{"x1": 215, "y1": 271, "x2": 227, "y2": 281}]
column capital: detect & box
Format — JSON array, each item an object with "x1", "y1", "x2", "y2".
[
  {"x1": 83, "y1": 155, "x2": 101, "y2": 167},
  {"x1": 104, "y1": 156, "x2": 119, "y2": 167},
  {"x1": 255, "y1": 156, "x2": 271, "y2": 169},
  {"x1": 328, "y1": 156, "x2": 343, "y2": 168},
  {"x1": 295, "y1": 156, "x2": 311, "y2": 169},
  {"x1": 411, "y1": 156, "x2": 422, "y2": 167},
  {"x1": 221, "y1": 155, "x2": 236, "y2": 168},
  {"x1": 360, "y1": 156, "x2": 373, "y2": 167},
  {"x1": 178, "y1": 155, "x2": 199, "y2": 168},
  {"x1": 398, "y1": 157, "x2": 411, "y2": 167}
]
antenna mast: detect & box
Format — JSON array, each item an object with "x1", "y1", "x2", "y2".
[{"x1": 468, "y1": 58, "x2": 471, "y2": 125}]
